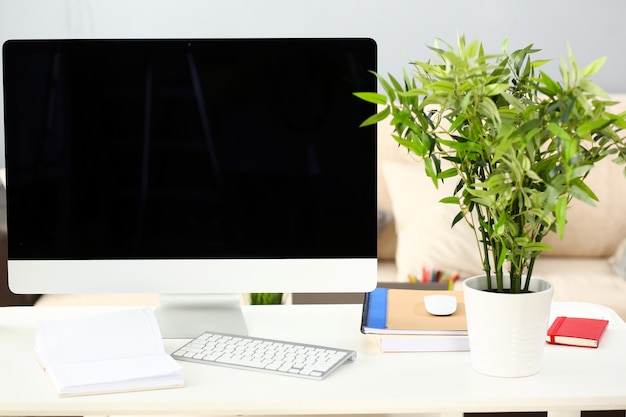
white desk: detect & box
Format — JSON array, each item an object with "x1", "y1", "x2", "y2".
[{"x1": 1, "y1": 302, "x2": 625, "y2": 417}]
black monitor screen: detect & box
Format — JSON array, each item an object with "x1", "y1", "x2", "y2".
[{"x1": 3, "y1": 38, "x2": 377, "y2": 260}]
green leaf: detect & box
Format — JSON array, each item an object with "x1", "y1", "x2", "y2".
[
  {"x1": 539, "y1": 71, "x2": 562, "y2": 95},
  {"x1": 391, "y1": 72, "x2": 405, "y2": 91},
  {"x1": 555, "y1": 195, "x2": 568, "y2": 239},
  {"x1": 581, "y1": 56, "x2": 606, "y2": 78},
  {"x1": 518, "y1": 242, "x2": 553, "y2": 252},
  {"x1": 359, "y1": 106, "x2": 390, "y2": 127},
  {"x1": 576, "y1": 119, "x2": 613, "y2": 137},
  {"x1": 466, "y1": 39, "x2": 480, "y2": 59},
  {"x1": 580, "y1": 79, "x2": 611, "y2": 99},
  {"x1": 392, "y1": 134, "x2": 426, "y2": 156},
  {"x1": 437, "y1": 168, "x2": 458, "y2": 179},
  {"x1": 484, "y1": 83, "x2": 509, "y2": 96},
  {"x1": 440, "y1": 196, "x2": 460, "y2": 204},
  {"x1": 574, "y1": 90, "x2": 592, "y2": 116},
  {"x1": 570, "y1": 178, "x2": 599, "y2": 204},
  {"x1": 499, "y1": 92, "x2": 525, "y2": 111},
  {"x1": 547, "y1": 122, "x2": 572, "y2": 141},
  {"x1": 496, "y1": 243, "x2": 507, "y2": 270},
  {"x1": 531, "y1": 59, "x2": 551, "y2": 69},
  {"x1": 568, "y1": 155, "x2": 589, "y2": 171},
  {"x1": 561, "y1": 97, "x2": 576, "y2": 123},
  {"x1": 560, "y1": 57, "x2": 570, "y2": 88},
  {"x1": 478, "y1": 98, "x2": 501, "y2": 127},
  {"x1": 375, "y1": 73, "x2": 398, "y2": 102},
  {"x1": 501, "y1": 37, "x2": 509, "y2": 53},
  {"x1": 567, "y1": 43, "x2": 578, "y2": 82},
  {"x1": 448, "y1": 115, "x2": 467, "y2": 133},
  {"x1": 451, "y1": 211, "x2": 465, "y2": 227},
  {"x1": 423, "y1": 157, "x2": 437, "y2": 183},
  {"x1": 353, "y1": 92, "x2": 387, "y2": 105},
  {"x1": 398, "y1": 88, "x2": 428, "y2": 97},
  {"x1": 430, "y1": 81, "x2": 456, "y2": 93}
]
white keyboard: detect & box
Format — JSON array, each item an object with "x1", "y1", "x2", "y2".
[{"x1": 172, "y1": 331, "x2": 357, "y2": 380}]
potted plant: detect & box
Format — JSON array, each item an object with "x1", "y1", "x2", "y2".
[{"x1": 355, "y1": 35, "x2": 626, "y2": 376}]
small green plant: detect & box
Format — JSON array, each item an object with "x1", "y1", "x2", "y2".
[
  {"x1": 249, "y1": 292, "x2": 283, "y2": 305},
  {"x1": 356, "y1": 35, "x2": 626, "y2": 293}
]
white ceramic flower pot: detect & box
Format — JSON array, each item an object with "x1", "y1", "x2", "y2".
[{"x1": 462, "y1": 275, "x2": 553, "y2": 377}]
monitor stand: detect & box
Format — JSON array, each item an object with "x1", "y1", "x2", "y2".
[{"x1": 154, "y1": 293, "x2": 248, "y2": 339}]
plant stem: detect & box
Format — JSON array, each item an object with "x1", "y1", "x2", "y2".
[
  {"x1": 477, "y1": 207, "x2": 492, "y2": 291},
  {"x1": 524, "y1": 256, "x2": 537, "y2": 292}
]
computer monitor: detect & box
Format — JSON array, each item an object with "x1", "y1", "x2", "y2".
[{"x1": 2, "y1": 38, "x2": 378, "y2": 337}]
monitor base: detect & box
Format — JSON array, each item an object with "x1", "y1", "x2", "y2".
[{"x1": 155, "y1": 293, "x2": 248, "y2": 339}]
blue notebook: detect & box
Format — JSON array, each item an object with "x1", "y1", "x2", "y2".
[{"x1": 362, "y1": 287, "x2": 389, "y2": 330}]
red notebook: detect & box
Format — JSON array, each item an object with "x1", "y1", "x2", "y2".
[{"x1": 546, "y1": 316, "x2": 609, "y2": 348}]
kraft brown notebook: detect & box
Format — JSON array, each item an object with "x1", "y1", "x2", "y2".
[{"x1": 386, "y1": 289, "x2": 467, "y2": 332}]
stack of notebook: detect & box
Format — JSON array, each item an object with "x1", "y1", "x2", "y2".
[{"x1": 361, "y1": 287, "x2": 469, "y2": 352}]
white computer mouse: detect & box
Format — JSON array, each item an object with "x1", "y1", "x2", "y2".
[{"x1": 423, "y1": 295, "x2": 457, "y2": 316}]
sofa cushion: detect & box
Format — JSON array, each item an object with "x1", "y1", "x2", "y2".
[
  {"x1": 541, "y1": 156, "x2": 626, "y2": 258},
  {"x1": 609, "y1": 237, "x2": 626, "y2": 279},
  {"x1": 377, "y1": 210, "x2": 392, "y2": 236},
  {"x1": 533, "y1": 257, "x2": 626, "y2": 320},
  {"x1": 382, "y1": 161, "x2": 484, "y2": 282}
]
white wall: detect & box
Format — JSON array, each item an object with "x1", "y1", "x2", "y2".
[{"x1": 2, "y1": 0, "x2": 626, "y2": 167}]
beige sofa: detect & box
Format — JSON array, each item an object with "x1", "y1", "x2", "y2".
[{"x1": 376, "y1": 95, "x2": 626, "y2": 320}]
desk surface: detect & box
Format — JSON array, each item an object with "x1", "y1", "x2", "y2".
[{"x1": 1, "y1": 302, "x2": 625, "y2": 417}]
